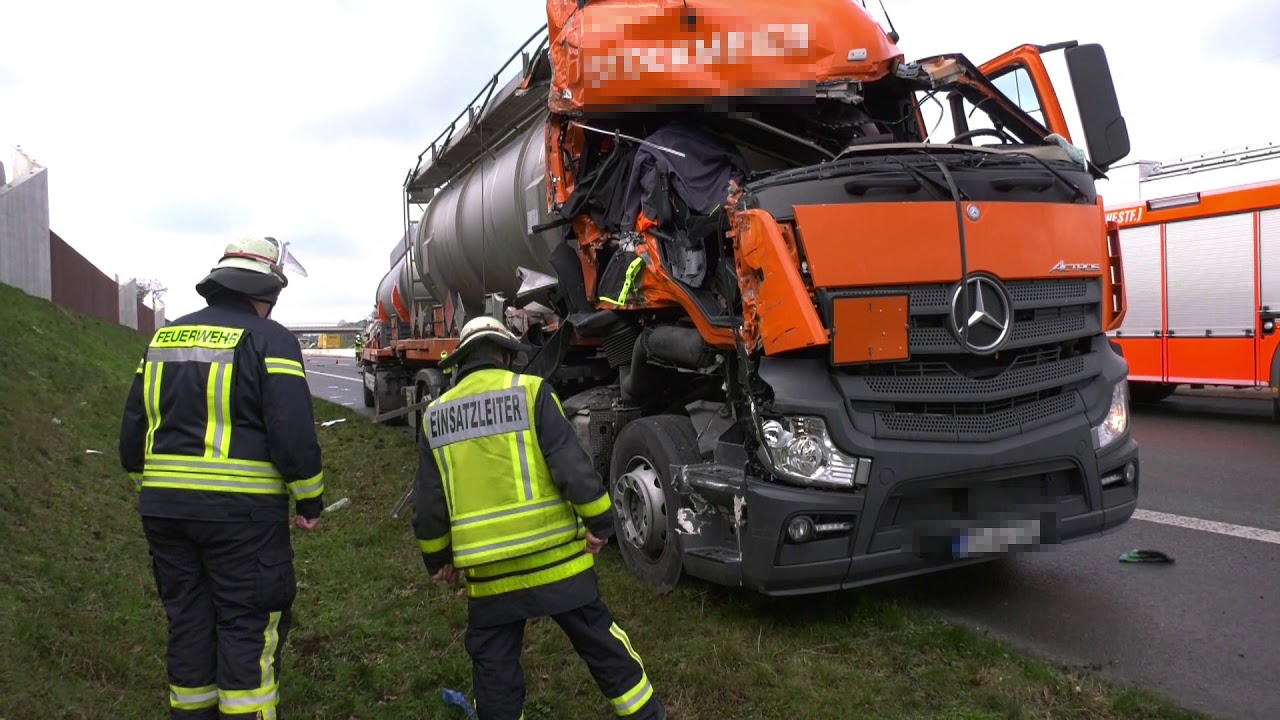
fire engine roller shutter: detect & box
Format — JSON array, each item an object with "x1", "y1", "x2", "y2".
[
  {"x1": 1112, "y1": 225, "x2": 1163, "y2": 337},
  {"x1": 1260, "y1": 209, "x2": 1280, "y2": 311},
  {"x1": 1165, "y1": 213, "x2": 1256, "y2": 337}
]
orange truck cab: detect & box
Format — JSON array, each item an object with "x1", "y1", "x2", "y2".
[{"x1": 392, "y1": 0, "x2": 1139, "y2": 595}]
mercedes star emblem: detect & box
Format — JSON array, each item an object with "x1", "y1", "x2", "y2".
[{"x1": 949, "y1": 275, "x2": 1013, "y2": 354}]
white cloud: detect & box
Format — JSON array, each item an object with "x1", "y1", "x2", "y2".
[{"x1": 3, "y1": 0, "x2": 1277, "y2": 323}]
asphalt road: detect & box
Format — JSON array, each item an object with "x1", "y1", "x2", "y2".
[
  {"x1": 303, "y1": 355, "x2": 373, "y2": 418},
  {"x1": 306, "y1": 357, "x2": 1278, "y2": 719}
]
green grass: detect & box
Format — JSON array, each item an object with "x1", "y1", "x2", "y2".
[{"x1": 0, "y1": 282, "x2": 1204, "y2": 719}]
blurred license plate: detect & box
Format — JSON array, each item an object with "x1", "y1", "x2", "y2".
[{"x1": 952, "y1": 519, "x2": 1041, "y2": 559}]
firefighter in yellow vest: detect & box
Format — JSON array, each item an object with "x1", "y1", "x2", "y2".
[
  {"x1": 413, "y1": 316, "x2": 665, "y2": 720},
  {"x1": 119, "y1": 236, "x2": 323, "y2": 719}
]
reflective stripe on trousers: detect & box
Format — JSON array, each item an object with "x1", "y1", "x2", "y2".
[
  {"x1": 170, "y1": 683, "x2": 217, "y2": 711},
  {"x1": 218, "y1": 610, "x2": 281, "y2": 716}
]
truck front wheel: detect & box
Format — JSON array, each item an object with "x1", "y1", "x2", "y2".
[{"x1": 608, "y1": 415, "x2": 702, "y2": 592}]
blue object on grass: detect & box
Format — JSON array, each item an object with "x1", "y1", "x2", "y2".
[{"x1": 443, "y1": 688, "x2": 480, "y2": 719}]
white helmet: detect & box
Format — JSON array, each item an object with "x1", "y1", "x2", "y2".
[
  {"x1": 443, "y1": 316, "x2": 530, "y2": 367},
  {"x1": 195, "y1": 236, "x2": 305, "y2": 304}
]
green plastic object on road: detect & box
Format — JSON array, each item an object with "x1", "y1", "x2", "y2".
[{"x1": 1119, "y1": 549, "x2": 1174, "y2": 563}]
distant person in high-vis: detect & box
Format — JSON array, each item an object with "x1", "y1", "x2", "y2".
[
  {"x1": 118, "y1": 236, "x2": 324, "y2": 719},
  {"x1": 413, "y1": 316, "x2": 665, "y2": 720}
]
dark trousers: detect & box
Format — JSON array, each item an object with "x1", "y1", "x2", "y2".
[
  {"x1": 465, "y1": 596, "x2": 663, "y2": 720},
  {"x1": 143, "y1": 517, "x2": 297, "y2": 719}
]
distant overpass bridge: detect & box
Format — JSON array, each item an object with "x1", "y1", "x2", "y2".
[{"x1": 282, "y1": 323, "x2": 363, "y2": 334}]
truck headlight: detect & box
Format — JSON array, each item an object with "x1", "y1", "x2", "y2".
[
  {"x1": 757, "y1": 416, "x2": 871, "y2": 490},
  {"x1": 1092, "y1": 380, "x2": 1130, "y2": 450}
]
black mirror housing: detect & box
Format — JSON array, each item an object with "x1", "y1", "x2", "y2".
[{"x1": 1064, "y1": 43, "x2": 1131, "y2": 172}]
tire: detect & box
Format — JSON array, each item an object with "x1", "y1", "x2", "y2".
[
  {"x1": 361, "y1": 370, "x2": 375, "y2": 408},
  {"x1": 607, "y1": 414, "x2": 702, "y2": 592},
  {"x1": 413, "y1": 369, "x2": 447, "y2": 432},
  {"x1": 375, "y1": 378, "x2": 408, "y2": 427}
]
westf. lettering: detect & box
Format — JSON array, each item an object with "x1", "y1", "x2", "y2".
[{"x1": 427, "y1": 389, "x2": 529, "y2": 447}]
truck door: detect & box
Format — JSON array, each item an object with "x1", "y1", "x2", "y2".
[
  {"x1": 945, "y1": 41, "x2": 1131, "y2": 175},
  {"x1": 1162, "y1": 207, "x2": 1259, "y2": 387}
]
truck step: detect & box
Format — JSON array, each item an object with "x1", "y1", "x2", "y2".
[
  {"x1": 683, "y1": 545, "x2": 744, "y2": 587},
  {"x1": 685, "y1": 547, "x2": 742, "y2": 564}
]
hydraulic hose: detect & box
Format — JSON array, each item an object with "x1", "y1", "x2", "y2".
[
  {"x1": 928, "y1": 158, "x2": 970, "y2": 351},
  {"x1": 620, "y1": 326, "x2": 715, "y2": 402}
]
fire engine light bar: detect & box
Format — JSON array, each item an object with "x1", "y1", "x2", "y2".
[{"x1": 1146, "y1": 192, "x2": 1201, "y2": 211}]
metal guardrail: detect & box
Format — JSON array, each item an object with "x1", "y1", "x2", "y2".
[{"x1": 401, "y1": 23, "x2": 550, "y2": 196}]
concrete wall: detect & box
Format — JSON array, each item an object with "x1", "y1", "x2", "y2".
[
  {"x1": 0, "y1": 167, "x2": 52, "y2": 300},
  {"x1": 0, "y1": 163, "x2": 164, "y2": 335},
  {"x1": 118, "y1": 279, "x2": 139, "y2": 329}
]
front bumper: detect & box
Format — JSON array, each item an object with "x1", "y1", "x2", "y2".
[{"x1": 733, "y1": 418, "x2": 1137, "y2": 595}]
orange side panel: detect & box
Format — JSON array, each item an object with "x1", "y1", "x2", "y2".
[
  {"x1": 391, "y1": 285, "x2": 411, "y2": 323},
  {"x1": 546, "y1": 0, "x2": 903, "y2": 113},
  {"x1": 1105, "y1": 177, "x2": 1280, "y2": 228},
  {"x1": 732, "y1": 209, "x2": 828, "y2": 354},
  {"x1": 398, "y1": 338, "x2": 461, "y2": 363},
  {"x1": 359, "y1": 348, "x2": 391, "y2": 363},
  {"x1": 629, "y1": 239, "x2": 735, "y2": 348},
  {"x1": 831, "y1": 295, "x2": 909, "y2": 364},
  {"x1": 1103, "y1": 219, "x2": 1126, "y2": 331},
  {"x1": 792, "y1": 202, "x2": 1106, "y2": 287},
  {"x1": 1166, "y1": 338, "x2": 1257, "y2": 385},
  {"x1": 1112, "y1": 337, "x2": 1163, "y2": 382},
  {"x1": 1259, "y1": 335, "x2": 1280, "y2": 386}
]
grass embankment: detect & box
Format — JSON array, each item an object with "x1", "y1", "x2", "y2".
[{"x1": 0, "y1": 282, "x2": 1200, "y2": 719}]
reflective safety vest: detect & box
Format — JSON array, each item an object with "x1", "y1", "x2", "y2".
[
  {"x1": 424, "y1": 368, "x2": 589, "y2": 578},
  {"x1": 120, "y1": 299, "x2": 325, "y2": 520}
]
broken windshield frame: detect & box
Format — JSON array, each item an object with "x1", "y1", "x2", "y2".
[{"x1": 745, "y1": 51, "x2": 1090, "y2": 191}]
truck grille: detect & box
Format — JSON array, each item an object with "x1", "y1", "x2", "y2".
[
  {"x1": 876, "y1": 390, "x2": 1082, "y2": 440},
  {"x1": 828, "y1": 279, "x2": 1103, "y2": 442},
  {"x1": 904, "y1": 279, "x2": 1100, "y2": 355}
]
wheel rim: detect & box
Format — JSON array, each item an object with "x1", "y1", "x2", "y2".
[{"x1": 613, "y1": 455, "x2": 668, "y2": 562}]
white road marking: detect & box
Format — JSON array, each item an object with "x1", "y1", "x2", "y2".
[
  {"x1": 309, "y1": 370, "x2": 362, "y2": 384},
  {"x1": 1133, "y1": 509, "x2": 1280, "y2": 546}
]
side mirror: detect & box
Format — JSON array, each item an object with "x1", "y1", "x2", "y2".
[{"x1": 1064, "y1": 44, "x2": 1130, "y2": 172}]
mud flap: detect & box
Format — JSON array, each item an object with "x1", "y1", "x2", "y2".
[{"x1": 550, "y1": 240, "x2": 594, "y2": 315}]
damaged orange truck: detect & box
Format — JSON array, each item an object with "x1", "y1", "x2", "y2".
[{"x1": 364, "y1": 0, "x2": 1139, "y2": 594}]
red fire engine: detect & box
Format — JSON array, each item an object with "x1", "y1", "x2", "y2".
[{"x1": 1104, "y1": 144, "x2": 1280, "y2": 418}]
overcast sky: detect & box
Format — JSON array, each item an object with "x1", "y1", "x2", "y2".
[{"x1": 2, "y1": 0, "x2": 1278, "y2": 324}]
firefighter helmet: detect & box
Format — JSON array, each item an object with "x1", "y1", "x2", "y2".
[
  {"x1": 196, "y1": 236, "x2": 290, "y2": 303},
  {"x1": 443, "y1": 316, "x2": 530, "y2": 368}
]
